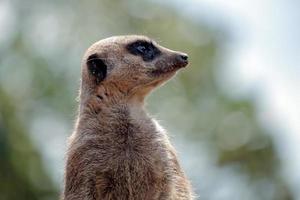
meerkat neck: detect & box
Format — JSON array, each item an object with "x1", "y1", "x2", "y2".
[
  {"x1": 78, "y1": 83, "x2": 147, "y2": 120},
  {"x1": 76, "y1": 91, "x2": 149, "y2": 137},
  {"x1": 82, "y1": 80, "x2": 148, "y2": 106}
]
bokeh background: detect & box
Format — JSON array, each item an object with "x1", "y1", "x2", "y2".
[{"x1": 0, "y1": 0, "x2": 299, "y2": 199}]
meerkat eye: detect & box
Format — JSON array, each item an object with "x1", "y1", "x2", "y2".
[
  {"x1": 127, "y1": 40, "x2": 161, "y2": 62},
  {"x1": 136, "y1": 45, "x2": 147, "y2": 53}
]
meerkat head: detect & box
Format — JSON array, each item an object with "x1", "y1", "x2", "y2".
[{"x1": 81, "y1": 35, "x2": 188, "y2": 103}]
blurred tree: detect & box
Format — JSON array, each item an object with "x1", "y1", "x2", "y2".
[
  {"x1": 0, "y1": 0, "x2": 294, "y2": 199},
  {"x1": 0, "y1": 88, "x2": 58, "y2": 200}
]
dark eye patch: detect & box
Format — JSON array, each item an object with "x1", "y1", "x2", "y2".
[{"x1": 126, "y1": 40, "x2": 161, "y2": 62}]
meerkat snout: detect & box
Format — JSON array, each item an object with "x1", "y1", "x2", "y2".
[
  {"x1": 162, "y1": 51, "x2": 189, "y2": 70},
  {"x1": 177, "y1": 53, "x2": 189, "y2": 64}
]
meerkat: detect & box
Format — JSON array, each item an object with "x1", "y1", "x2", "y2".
[{"x1": 63, "y1": 35, "x2": 194, "y2": 200}]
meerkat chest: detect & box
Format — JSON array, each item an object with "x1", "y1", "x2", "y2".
[
  {"x1": 107, "y1": 112, "x2": 168, "y2": 164},
  {"x1": 67, "y1": 107, "x2": 173, "y2": 199},
  {"x1": 86, "y1": 112, "x2": 172, "y2": 198}
]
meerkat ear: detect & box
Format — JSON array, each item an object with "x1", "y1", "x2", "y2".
[{"x1": 86, "y1": 54, "x2": 107, "y2": 84}]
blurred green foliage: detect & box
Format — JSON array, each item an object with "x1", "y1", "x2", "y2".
[
  {"x1": 0, "y1": 88, "x2": 58, "y2": 199},
  {"x1": 0, "y1": 0, "x2": 294, "y2": 199}
]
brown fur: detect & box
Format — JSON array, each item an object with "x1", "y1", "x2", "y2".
[{"x1": 63, "y1": 35, "x2": 194, "y2": 200}]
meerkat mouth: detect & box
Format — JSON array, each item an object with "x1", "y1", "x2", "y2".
[
  {"x1": 151, "y1": 56, "x2": 189, "y2": 76},
  {"x1": 151, "y1": 64, "x2": 185, "y2": 76}
]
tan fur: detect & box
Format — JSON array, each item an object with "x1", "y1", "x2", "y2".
[{"x1": 63, "y1": 35, "x2": 194, "y2": 200}]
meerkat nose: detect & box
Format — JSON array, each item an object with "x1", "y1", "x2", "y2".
[
  {"x1": 180, "y1": 54, "x2": 188, "y2": 61},
  {"x1": 176, "y1": 53, "x2": 189, "y2": 67}
]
